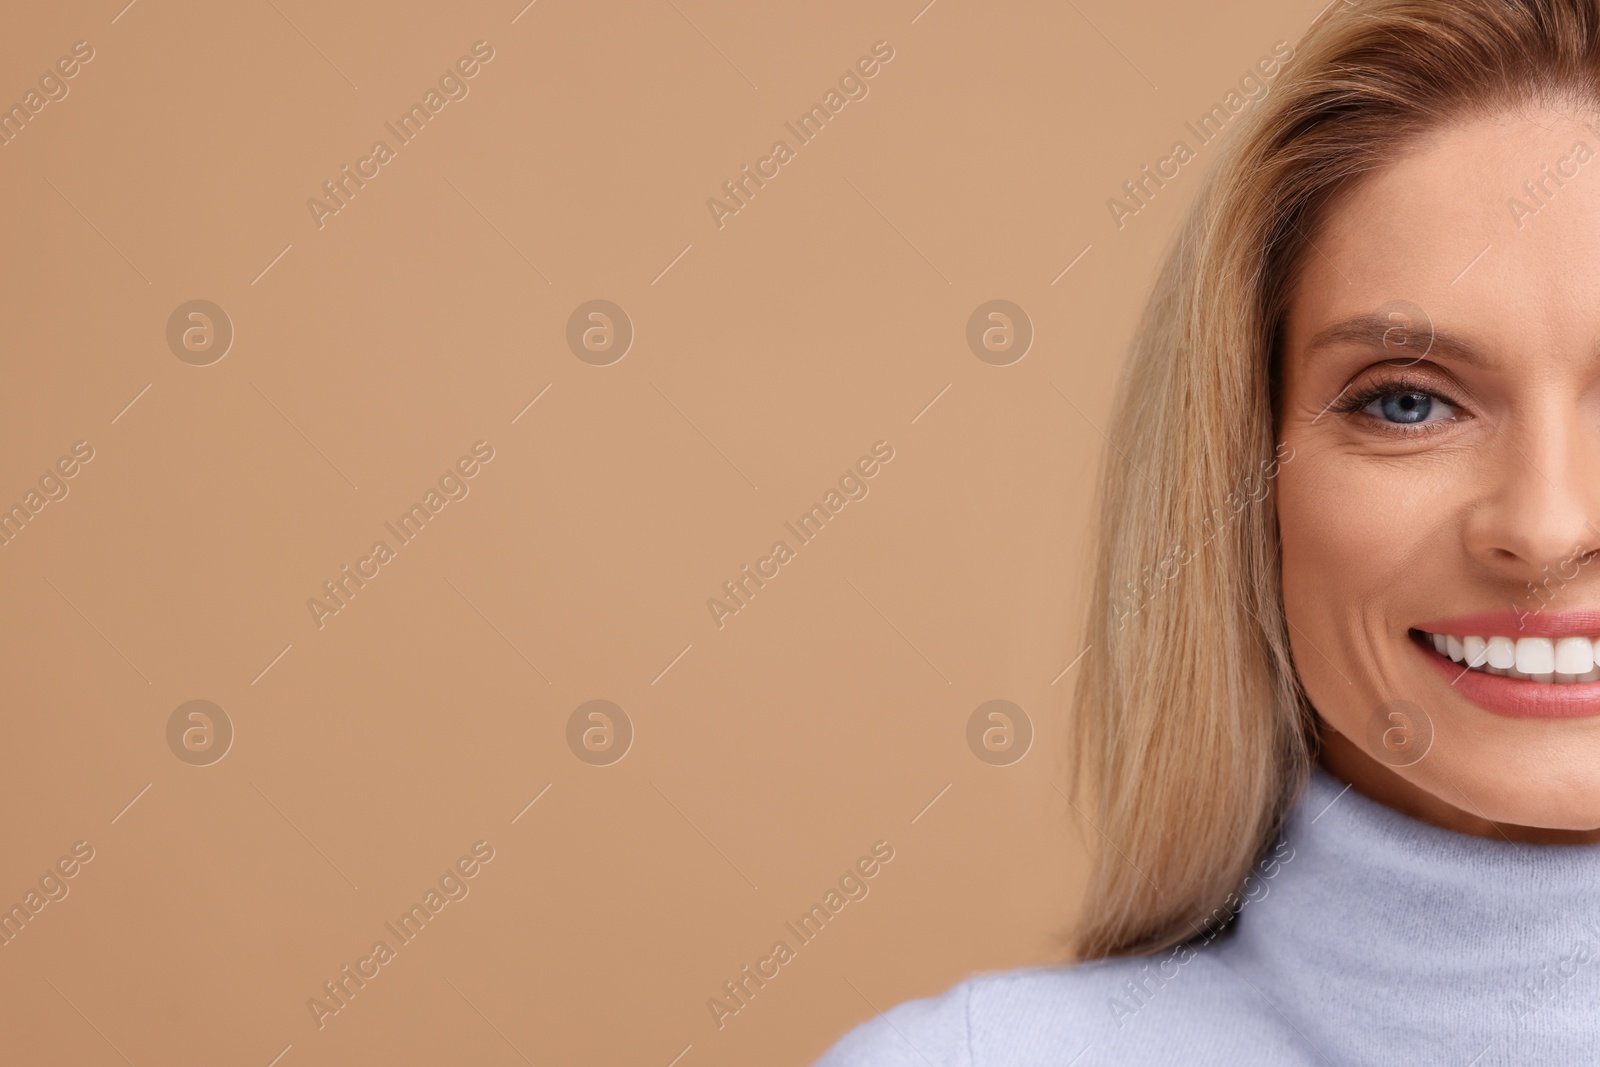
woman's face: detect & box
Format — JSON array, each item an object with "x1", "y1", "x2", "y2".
[{"x1": 1277, "y1": 107, "x2": 1600, "y2": 838}]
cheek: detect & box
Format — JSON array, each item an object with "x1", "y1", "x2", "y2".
[
  {"x1": 1274, "y1": 447, "x2": 1453, "y2": 725},
  {"x1": 1278, "y1": 454, "x2": 1411, "y2": 589},
  {"x1": 1277, "y1": 444, "x2": 1464, "y2": 597}
]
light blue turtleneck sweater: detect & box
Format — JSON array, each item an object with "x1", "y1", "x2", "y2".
[{"x1": 813, "y1": 767, "x2": 1600, "y2": 1065}]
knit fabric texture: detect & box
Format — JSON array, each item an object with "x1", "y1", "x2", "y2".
[{"x1": 812, "y1": 766, "x2": 1600, "y2": 1065}]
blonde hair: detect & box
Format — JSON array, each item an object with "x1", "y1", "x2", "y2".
[{"x1": 1071, "y1": 0, "x2": 1600, "y2": 959}]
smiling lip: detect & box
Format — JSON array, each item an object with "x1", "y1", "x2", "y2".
[
  {"x1": 1413, "y1": 630, "x2": 1600, "y2": 718},
  {"x1": 1414, "y1": 609, "x2": 1600, "y2": 639}
]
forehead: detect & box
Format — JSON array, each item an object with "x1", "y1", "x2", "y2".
[{"x1": 1285, "y1": 108, "x2": 1600, "y2": 359}]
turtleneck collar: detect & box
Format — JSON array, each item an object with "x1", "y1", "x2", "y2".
[{"x1": 1224, "y1": 765, "x2": 1600, "y2": 1063}]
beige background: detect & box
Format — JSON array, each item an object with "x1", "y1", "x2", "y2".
[{"x1": 0, "y1": 1, "x2": 1329, "y2": 1063}]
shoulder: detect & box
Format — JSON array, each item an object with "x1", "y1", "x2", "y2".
[
  {"x1": 809, "y1": 952, "x2": 1298, "y2": 1066},
  {"x1": 809, "y1": 963, "x2": 1145, "y2": 1067},
  {"x1": 810, "y1": 972, "x2": 977, "y2": 1067}
]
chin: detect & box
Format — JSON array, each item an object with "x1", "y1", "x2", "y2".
[
  {"x1": 1407, "y1": 754, "x2": 1600, "y2": 833},
  {"x1": 1318, "y1": 621, "x2": 1600, "y2": 835}
]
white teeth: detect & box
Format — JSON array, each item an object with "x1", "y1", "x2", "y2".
[
  {"x1": 1516, "y1": 637, "x2": 1556, "y2": 675},
  {"x1": 1424, "y1": 631, "x2": 1600, "y2": 684},
  {"x1": 1487, "y1": 636, "x2": 1517, "y2": 669},
  {"x1": 1557, "y1": 636, "x2": 1596, "y2": 675},
  {"x1": 1464, "y1": 635, "x2": 1488, "y2": 667}
]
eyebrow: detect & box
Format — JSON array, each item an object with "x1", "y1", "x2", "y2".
[{"x1": 1302, "y1": 312, "x2": 1492, "y2": 369}]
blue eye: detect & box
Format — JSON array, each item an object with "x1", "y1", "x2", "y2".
[{"x1": 1364, "y1": 390, "x2": 1454, "y2": 424}]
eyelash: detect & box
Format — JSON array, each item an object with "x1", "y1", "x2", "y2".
[{"x1": 1326, "y1": 373, "x2": 1468, "y2": 435}]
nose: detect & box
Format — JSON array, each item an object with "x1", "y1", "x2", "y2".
[{"x1": 1462, "y1": 410, "x2": 1600, "y2": 583}]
